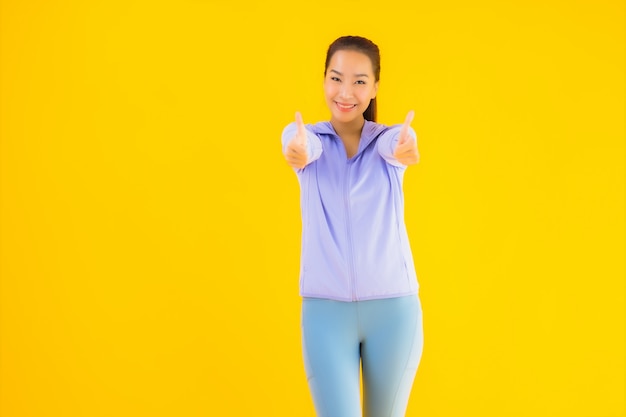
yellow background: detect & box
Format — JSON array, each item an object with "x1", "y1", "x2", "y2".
[{"x1": 1, "y1": 0, "x2": 623, "y2": 416}]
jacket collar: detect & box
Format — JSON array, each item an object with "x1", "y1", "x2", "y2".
[{"x1": 311, "y1": 121, "x2": 388, "y2": 148}]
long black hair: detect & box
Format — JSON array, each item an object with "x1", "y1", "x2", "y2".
[{"x1": 324, "y1": 36, "x2": 381, "y2": 122}]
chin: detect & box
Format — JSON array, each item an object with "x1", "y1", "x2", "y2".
[{"x1": 332, "y1": 111, "x2": 363, "y2": 123}]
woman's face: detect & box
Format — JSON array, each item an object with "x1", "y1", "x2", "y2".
[{"x1": 324, "y1": 49, "x2": 379, "y2": 125}]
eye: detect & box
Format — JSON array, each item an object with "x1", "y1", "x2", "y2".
[
  {"x1": 355, "y1": 80, "x2": 366, "y2": 85},
  {"x1": 331, "y1": 76, "x2": 341, "y2": 82}
]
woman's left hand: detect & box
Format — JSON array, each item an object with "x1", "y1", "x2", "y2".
[{"x1": 393, "y1": 110, "x2": 420, "y2": 166}]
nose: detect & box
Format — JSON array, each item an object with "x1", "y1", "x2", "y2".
[{"x1": 339, "y1": 83, "x2": 354, "y2": 99}]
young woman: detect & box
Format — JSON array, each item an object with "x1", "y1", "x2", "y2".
[{"x1": 281, "y1": 35, "x2": 423, "y2": 417}]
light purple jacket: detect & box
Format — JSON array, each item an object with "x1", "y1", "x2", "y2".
[{"x1": 281, "y1": 120, "x2": 419, "y2": 302}]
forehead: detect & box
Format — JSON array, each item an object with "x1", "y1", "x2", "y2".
[{"x1": 328, "y1": 50, "x2": 374, "y2": 75}]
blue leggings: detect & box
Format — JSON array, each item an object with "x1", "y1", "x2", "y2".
[{"x1": 301, "y1": 295, "x2": 424, "y2": 417}]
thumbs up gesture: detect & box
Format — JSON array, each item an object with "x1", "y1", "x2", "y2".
[
  {"x1": 285, "y1": 111, "x2": 309, "y2": 169},
  {"x1": 393, "y1": 110, "x2": 420, "y2": 166}
]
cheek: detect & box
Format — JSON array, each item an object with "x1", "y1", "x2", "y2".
[
  {"x1": 359, "y1": 88, "x2": 375, "y2": 102},
  {"x1": 324, "y1": 83, "x2": 337, "y2": 98}
]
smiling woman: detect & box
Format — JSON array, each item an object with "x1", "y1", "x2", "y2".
[
  {"x1": 281, "y1": 35, "x2": 422, "y2": 417},
  {"x1": 324, "y1": 50, "x2": 379, "y2": 158}
]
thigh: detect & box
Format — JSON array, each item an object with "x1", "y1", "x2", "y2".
[
  {"x1": 301, "y1": 298, "x2": 362, "y2": 417},
  {"x1": 360, "y1": 295, "x2": 424, "y2": 417}
]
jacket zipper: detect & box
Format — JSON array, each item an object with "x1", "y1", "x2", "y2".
[{"x1": 344, "y1": 159, "x2": 357, "y2": 301}]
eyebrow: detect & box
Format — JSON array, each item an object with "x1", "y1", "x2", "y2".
[{"x1": 330, "y1": 69, "x2": 369, "y2": 78}]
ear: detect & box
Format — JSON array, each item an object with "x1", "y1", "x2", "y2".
[{"x1": 372, "y1": 80, "x2": 379, "y2": 99}]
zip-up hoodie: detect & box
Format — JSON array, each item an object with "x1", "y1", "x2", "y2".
[{"x1": 281, "y1": 120, "x2": 419, "y2": 302}]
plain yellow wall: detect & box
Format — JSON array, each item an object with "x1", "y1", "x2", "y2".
[{"x1": 1, "y1": 0, "x2": 623, "y2": 416}]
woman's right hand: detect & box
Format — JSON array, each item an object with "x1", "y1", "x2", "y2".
[{"x1": 285, "y1": 112, "x2": 308, "y2": 169}]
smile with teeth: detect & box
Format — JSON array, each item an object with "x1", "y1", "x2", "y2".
[{"x1": 336, "y1": 102, "x2": 357, "y2": 111}]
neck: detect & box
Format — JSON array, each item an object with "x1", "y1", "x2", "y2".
[{"x1": 330, "y1": 116, "x2": 366, "y2": 138}]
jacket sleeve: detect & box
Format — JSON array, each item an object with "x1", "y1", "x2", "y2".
[
  {"x1": 376, "y1": 125, "x2": 418, "y2": 168},
  {"x1": 281, "y1": 122, "x2": 323, "y2": 168}
]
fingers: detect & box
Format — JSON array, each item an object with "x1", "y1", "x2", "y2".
[
  {"x1": 394, "y1": 141, "x2": 416, "y2": 158},
  {"x1": 286, "y1": 113, "x2": 308, "y2": 169},
  {"x1": 403, "y1": 110, "x2": 415, "y2": 129},
  {"x1": 285, "y1": 153, "x2": 307, "y2": 169},
  {"x1": 393, "y1": 141, "x2": 420, "y2": 165},
  {"x1": 395, "y1": 111, "x2": 419, "y2": 165},
  {"x1": 295, "y1": 111, "x2": 304, "y2": 131},
  {"x1": 398, "y1": 110, "x2": 415, "y2": 143},
  {"x1": 285, "y1": 142, "x2": 308, "y2": 169},
  {"x1": 394, "y1": 141, "x2": 418, "y2": 157},
  {"x1": 295, "y1": 111, "x2": 307, "y2": 145}
]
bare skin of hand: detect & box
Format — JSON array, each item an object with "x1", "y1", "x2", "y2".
[
  {"x1": 393, "y1": 110, "x2": 420, "y2": 166},
  {"x1": 285, "y1": 112, "x2": 308, "y2": 169}
]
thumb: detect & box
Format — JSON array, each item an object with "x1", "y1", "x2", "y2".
[
  {"x1": 295, "y1": 111, "x2": 307, "y2": 145},
  {"x1": 398, "y1": 110, "x2": 415, "y2": 143}
]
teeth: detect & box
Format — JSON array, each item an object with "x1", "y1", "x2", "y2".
[{"x1": 337, "y1": 103, "x2": 355, "y2": 109}]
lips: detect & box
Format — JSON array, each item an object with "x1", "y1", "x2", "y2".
[{"x1": 335, "y1": 102, "x2": 357, "y2": 112}]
